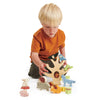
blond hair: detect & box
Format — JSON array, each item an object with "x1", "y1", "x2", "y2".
[{"x1": 38, "y1": 3, "x2": 62, "y2": 27}]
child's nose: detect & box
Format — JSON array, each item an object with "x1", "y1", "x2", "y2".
[{"x1": 49, "y1": 28, "x2": 54, "y2": 32}]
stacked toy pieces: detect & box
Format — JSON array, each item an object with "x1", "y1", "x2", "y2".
[
  {"x1": 19, "y1": 54, "x2": 76, "y2": 96},
  {"x1": 37, "y1": 54, "x2": 76, "y2": 94},
  {"x1": 37, "y1": 66, "x2": 75, "y2": 94},
  {"x1": 20, "y1": 79, "x2": 30, "y2": 97}
]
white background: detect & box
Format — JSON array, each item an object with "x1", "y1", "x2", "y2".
[{"x1": 0, "y1": 0, "x2": 100, "y2": 100}]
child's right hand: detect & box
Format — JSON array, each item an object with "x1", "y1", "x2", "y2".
[{"x1": 39, "y1": 63, "x2": 48, "y2": 76}]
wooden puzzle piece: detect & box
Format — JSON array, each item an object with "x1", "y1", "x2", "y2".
[
  {"x1": 61, "y1": 75, "x2": 75, "y2": 87},
  {"x1": 44, "y1": 55, "x2": 69, "y2": 85}
]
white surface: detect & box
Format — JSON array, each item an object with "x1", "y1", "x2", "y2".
[{"x1": 0, "y1": 0, "x2": 100, "y2": 100}]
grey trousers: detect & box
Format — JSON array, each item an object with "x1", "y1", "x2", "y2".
[{"x1": 28, "y1": 60, "x2": 55, "y2": 79}]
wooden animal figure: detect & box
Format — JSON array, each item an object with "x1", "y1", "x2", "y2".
[
  {"x1": 37, "y1": 81, "x2": 50, "y2": 91},
  {"x1": 44, "y1": 55, "x2": 70, "y2": 85},
  {"x1": 61, "y1": 75, "x2": 75, "y2": 87},
  {"x1": 64, "y1": 64, "x2": 73, "y2": 71},
  {"x1": 21, "y1": 79, "x2": 30, "y2": 89},
  {"x1": 50, "y1": 85, "x2": 62, "y2": 94},
  {"x1": 59, "y1": 54, "x2": 66, "y2": 62}
]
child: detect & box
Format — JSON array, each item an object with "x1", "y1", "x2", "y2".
[{"x1": 28, "y1": 3, "x2": 67, "y2": 78}]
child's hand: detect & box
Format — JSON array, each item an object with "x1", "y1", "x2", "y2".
[
  {"x1": 39, "y1": 63, "x2": 48, "y2": 76},
  {"x1": 63, "y1": 60, "x2": 67, "y2": 66}
]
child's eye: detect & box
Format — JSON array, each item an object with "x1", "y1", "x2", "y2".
[{"x1": 46, "y1": 26, "x2": 50, "y2": 28}]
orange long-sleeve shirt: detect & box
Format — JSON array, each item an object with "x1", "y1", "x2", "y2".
[{"x1": 30, "y1": 28, "x2": 65, "y2": 61}]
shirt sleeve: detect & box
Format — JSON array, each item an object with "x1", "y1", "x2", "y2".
[
  {"x1": 31, "y1": 36, "x2": 40, "y2": 53},
  {"x1": 59, "y1": 31, "x2": 65, "y2": 49},
  {"x1": 59, "y1": 42, "x2": 65, "y2": 49}
]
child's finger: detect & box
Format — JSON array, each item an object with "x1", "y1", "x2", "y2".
[
  {"x1": 40, "y1": 65, "x2": 48, "y2": 72},
  {"x1": 39, "y1": 71, "x2": 42, "y2": 76},
  {"x1": 42, "y1": 67, "x2": 48, "y2": 72},
  {"x1": 39, "y1": 70, "x2": 44, "y2": 76}
]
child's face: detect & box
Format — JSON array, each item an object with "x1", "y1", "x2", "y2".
[{"x1": 42, "y1": 24, "x2": 58, "y2": 38}]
